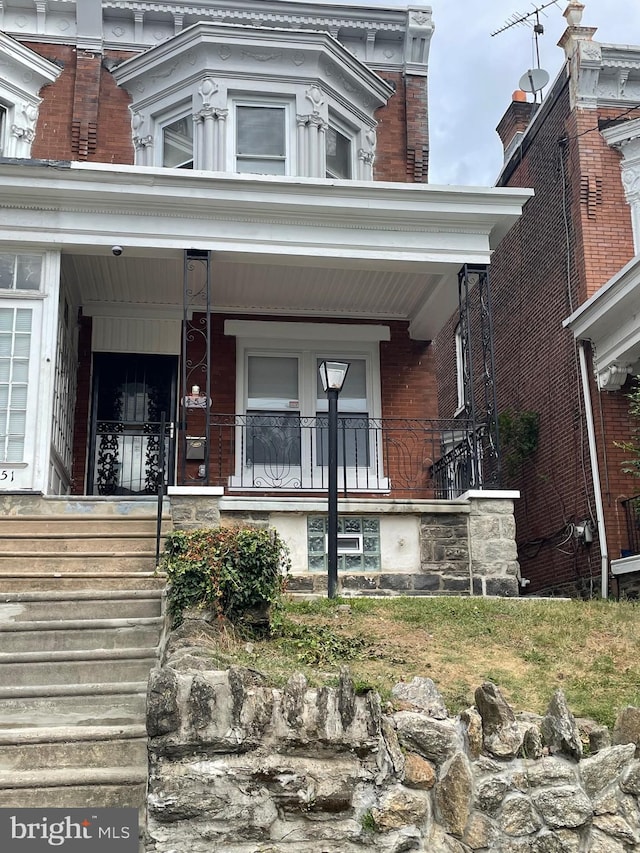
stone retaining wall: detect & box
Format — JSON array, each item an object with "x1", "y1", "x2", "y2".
[{"x1": 145, "y1": 629, "x2": 640, "y2": 852}]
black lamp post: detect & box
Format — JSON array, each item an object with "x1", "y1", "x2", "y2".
[{"x1": 319, "y1": 360, "x2": 350, "y2": 599}]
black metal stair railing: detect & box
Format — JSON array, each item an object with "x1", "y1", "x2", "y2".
[{"x1": 202, "y1": 414, "x2": 487, "y2": 498}]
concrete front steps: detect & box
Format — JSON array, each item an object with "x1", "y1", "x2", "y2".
[
  {"x1": 0, "y1": 589, "x2": 164, "y2": 817},
  {"x1": 0, "y1": 497, "x2": 170, "y2": 592}
]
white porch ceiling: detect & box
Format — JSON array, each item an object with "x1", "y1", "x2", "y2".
[{"x1": 64, "y1": 252, "x2": 443, "y2": 328}]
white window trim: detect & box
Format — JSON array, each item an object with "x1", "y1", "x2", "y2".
[
  {"x1": 155, "y1": 103, "x2": 193, "y2": 169},
  {"x1": 326, "y1": 111, "x2": 357, "y2": 180},
  {"x1": 0, "y1": 104, "x2": 6, "y2": 157},
  {"x1": 228, "y1": 97, "x2": 294, "y2": 176},
  {"x1": 229, "y1": 322, "x2": 388, "y2": 491}
]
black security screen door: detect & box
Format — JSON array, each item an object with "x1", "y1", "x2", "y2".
[{"x1": 88, "y1": 353, "x2": 177, "y2": 495}]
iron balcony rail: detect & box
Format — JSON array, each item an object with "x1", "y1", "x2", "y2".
[
  {"x1": 204, "y1": 413, "x2": 493, "y2": 499},
  {"x1": 621, "y1": 494, "x2": 640, "y2": 556}
]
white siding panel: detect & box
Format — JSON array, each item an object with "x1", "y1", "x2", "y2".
[{"x1": 93, "y1": 317, "x2": 181, "y2": 355}]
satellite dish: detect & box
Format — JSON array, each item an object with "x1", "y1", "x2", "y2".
[{"x1": 519, "y1": 68, "x2": 550, "y2": 94}]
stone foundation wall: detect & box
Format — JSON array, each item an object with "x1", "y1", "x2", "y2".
[
  {"x1": 167, "y1": 492, "x2": 521, "y2": 598},
  {"x1": 145, "y1": 633, "x2": 640, "y2": 852}
]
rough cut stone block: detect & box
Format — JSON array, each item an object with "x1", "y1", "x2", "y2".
[
  {"x1": 394, "y1": 711, "x2": 461, "y2": 767},
  {"x1": 474, "y1": 776, "x2": 510, "y2": 815},
  {"x1": 372, "y1": 784, "x2": 430, "y2": 831},
  {"x1": 412, "y1": 573, "x2": 442, "y2": 591},
  {"x1": 392, "y1": 677, "x2": 448, "y2": 718},
  {"x1": 435, "y1": 752, "x2": 473, "y2": 837},
  {"x1": 531, "y1": 786, "x2": 593, "y2": 829},
  {"x1": 581, "y1": 744, "x2": 636, "y2": 797},
  {"x1": 541, "y1": 690, "x2": 583, "y2": 761},
  {"x1": 441, "y1": 577, "x2": 471, "y2": 592},
  {"x1": 285, "y1": 575, "x2": 314, "y2": 591},
  {"x1": 402, "y1": 752, "x2": 436, "y2": 789},
  {"x1": 613, "y1": 706, "x2": 640, "y2": 755},
  {"x1": 341, "y1": 574, "x2": 378, "y2": 590},
  {"x1": 380, "y1": 573, "x2": 411, "y2": 590},
  {"x1": 485, "y1": 577, "x2": 519, "y2": 597},
  {"x1": 500, "y1": 794, "x2": 542, "y2": 836}
]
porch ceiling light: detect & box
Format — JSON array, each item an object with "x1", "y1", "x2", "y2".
[{"x1": 318, "y1": 361, "x2": 350, "y2": 392}]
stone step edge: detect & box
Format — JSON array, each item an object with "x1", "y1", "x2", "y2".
[
  {"x1": 0, "y1": 681, "x2": 149, "y2": 700},
  {"x1": 0, "y1": 532, "x2": 168, "y2": 540},
  {"x1": 0, "y1": 767, "x2": 148, "y2": 790},
  {"x1": 0, "y1": 572, "x2": 167, "y2": 580},
  {"x1": 0, "y1": 589, "x2": 164, "y2": 602},
  {"x1": 0, "y1": 551, "x2": 158, "y2": 558},
  {"x1": 0, "y1": 724, "x2": 147, "y2": 746},
  {"x1": 0, "y1": 513, "x2": 170, "y2": 521},
  {"x1": 0, "y1": 647, "x2": 159, "y2": 664},
  {"x1": 0, "y1": 616, "x2": 163, "y2": 633}
]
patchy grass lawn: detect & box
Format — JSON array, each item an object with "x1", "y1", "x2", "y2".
[{"x1": 202, "y1": 596, "x2": 640, "y2": 729}]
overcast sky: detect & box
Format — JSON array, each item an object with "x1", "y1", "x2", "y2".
[
  {"x1": 307, "y1": 1, "x2": 639, "y2": 184},
  {"x1": 427, "y1": 0, "x2": 640, "y2": 185}
]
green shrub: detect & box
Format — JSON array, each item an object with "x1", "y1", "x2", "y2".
[{"x1": 162, "y1": 526, "x2": 290, "y2": 626}]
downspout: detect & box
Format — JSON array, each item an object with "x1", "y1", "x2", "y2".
[{"x1": 577, "y1": 341, "x2": 609, "y2": 598}]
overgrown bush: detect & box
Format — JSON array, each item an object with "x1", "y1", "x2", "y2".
[{"x1": 162, "y1": 526, "x2": 290, "y2": 626}]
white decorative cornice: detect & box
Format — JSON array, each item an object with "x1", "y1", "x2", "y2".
[
  {"x1": 113, "y1": 22, "x2": 392, "y2": 132},
  {"x1": 0, "y1": 1, "x2": 432, "y2": 74}
]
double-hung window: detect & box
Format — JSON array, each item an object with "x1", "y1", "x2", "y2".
[
  {"x1": 0, "y1": 252, "x2": 44, "y2": 467},
  {"x1": 162, "y1": 116, "x2": 194, "y2": 169},
  {"x1": 315, "y1": 358, "x2": 369, "y2": 468},
  {"x1": 326, "y1": 125, "x2": 352, "y2": 179},
  {"x1": 228, "y1": 322, "x2": 389, "y2": 491},
  {"x1": 246, "y1": 354, "x2": 302, "y2": 485},
  {"x1": 235, "y1": 103, "x2": 287, "y2": 175}
]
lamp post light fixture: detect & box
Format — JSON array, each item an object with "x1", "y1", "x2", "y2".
[{"x1": 318, "y1": 360, "x2": 350, "y2": 599}]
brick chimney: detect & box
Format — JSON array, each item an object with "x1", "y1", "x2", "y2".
[{"x1": 496, "y1": 91, "x2": 536, "y2": 157}]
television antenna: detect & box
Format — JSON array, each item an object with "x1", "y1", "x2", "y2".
[
  {"x1": 491, "y1": 1, "x2": 560, "y2": 101},
  {"x1": 491, "y1": 0, "x2": 560, "y2": 70}
]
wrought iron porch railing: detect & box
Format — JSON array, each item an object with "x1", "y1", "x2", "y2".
[
  {"x1": 203, "y1": 414, "x2": 493, "y2": 499},
  {"x1": 621, "y1": 495, "x2": 640, "y2": 556}
]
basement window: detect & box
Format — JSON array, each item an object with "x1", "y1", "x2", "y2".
[{"x1": 307, "y1": 516, "x2": 380, "y2": 572}]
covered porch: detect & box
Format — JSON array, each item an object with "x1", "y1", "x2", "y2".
[{"x1": 0, "y1": 160, "x2": 529, "y2": 591}]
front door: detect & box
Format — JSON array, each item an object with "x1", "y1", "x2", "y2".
[{"x1": 88, "y1": 353, "x2": 177, "y2": 495}]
